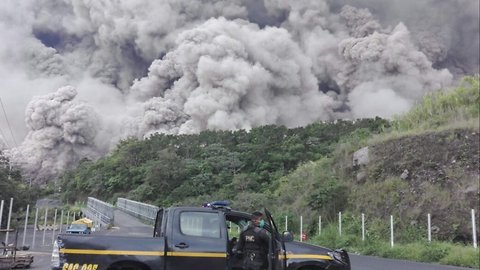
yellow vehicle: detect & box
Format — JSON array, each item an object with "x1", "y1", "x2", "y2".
[
  {"x1": 71, "y1": 218, "x2": 93, "y2": 229},
  {"x1": 66, "y1": 218, "x2": 93, "y2": 234}
]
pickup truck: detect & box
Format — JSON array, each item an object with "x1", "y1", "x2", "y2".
[
  {"x1": 52, "y1": 204, "x2": 350, "y2": 270},
  {"x1": 65, "y1": 224, "x2": 91, "y2": 235}
]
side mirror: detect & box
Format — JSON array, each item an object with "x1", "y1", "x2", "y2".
[{"x1": 282, "y1": 231, "x2": 294, "y2": 242}]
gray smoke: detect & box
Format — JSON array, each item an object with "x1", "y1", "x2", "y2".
[
  {"x1": 128, "y1": 17, "x2": 336, "y2": 135},
  {"x1": 6, "y1": 86, "x2": 100, "y2": 183},
  {"x1": 0, "y1": 0, "x2": 477, "y2": 183},
  {"x1": 327, "y1": 0, "x2": 480, "y2": 75}
]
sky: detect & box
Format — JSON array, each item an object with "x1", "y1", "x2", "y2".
[{"x1": 0, "y1": 0, "x2": 478, "y2": 183}]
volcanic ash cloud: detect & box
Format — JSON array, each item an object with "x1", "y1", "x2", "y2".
[
  {"x1": 7, "y1": 86, "x2": 100, "y2": 183},
  {"x1": 129, "y1": 17, "x2": 338, "y2": 136}
]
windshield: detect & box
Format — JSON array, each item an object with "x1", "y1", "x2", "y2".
[{"x1": 69, "y1": 224, "x2": 87, "y2": 230}]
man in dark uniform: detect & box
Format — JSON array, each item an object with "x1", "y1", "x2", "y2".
[{"x1": 233, "y1": 211, "x2": 270, "y2": 270}]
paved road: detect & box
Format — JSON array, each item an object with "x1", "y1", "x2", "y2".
[
  {"x1": 106, "y1": 210, "x2": 153, "y2": 236},
  {"x1": 19, "y1": 210, "x2": 477, "y2": 270},
  {"x1": 350, "y1": 254, "x2": 475, "y2": 270}
]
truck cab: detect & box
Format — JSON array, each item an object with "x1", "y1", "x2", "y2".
[{"x1": 53, "y1": 204, "x2": 350, "y2": 270}]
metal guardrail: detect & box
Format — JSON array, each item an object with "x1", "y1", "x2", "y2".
[
  {"x1": 116, "y1": 198, "x2": 159, "y2": 225},
  {"x1": 86, "y1": 197, "x2": 114, "y2": 226}
]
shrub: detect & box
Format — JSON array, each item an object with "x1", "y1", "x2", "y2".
[
  {"x1": 312, "y1": 224, "x2": 358, "y2": 250},
  {"x1": 419, "y1": 242, "x2": 451, "y2": 262},
  {"x1": 378, "y1": 243, "x2": 422, "y2": 261},
  {"x1": 439, "y1": 245, "x2": 479, "y2": 268}
]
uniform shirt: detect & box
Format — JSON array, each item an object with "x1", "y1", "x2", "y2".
[{"x1": 235, "y1": 223, "x2": 270, "y2": 256}]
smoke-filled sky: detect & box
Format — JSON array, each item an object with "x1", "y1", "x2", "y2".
[{"x1": 0, "y1": 0, "x2": 478, "y2": 183}]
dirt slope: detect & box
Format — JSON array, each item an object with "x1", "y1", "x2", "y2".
[{"x1": 350, "y1": 128, "x2": 479, "y2": 241}]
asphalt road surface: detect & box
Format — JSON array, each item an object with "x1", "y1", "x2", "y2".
[{"x1": 16, "y1": 210, "x2": 476, "y2": 270}]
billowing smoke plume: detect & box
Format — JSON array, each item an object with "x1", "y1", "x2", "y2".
[
  {"x1": 128, "y1": 17, "x2": 336, "y2": 136},
  {"x1": 7, "y1": 86, "x2": 100, "y2": 183},
  {"x1": 0, "y1": 0, "x2": 477, "y2": 183}
]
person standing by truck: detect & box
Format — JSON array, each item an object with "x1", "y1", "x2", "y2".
[{"x1": 233, "y1": 211, "x2": 270, "y2": 270}]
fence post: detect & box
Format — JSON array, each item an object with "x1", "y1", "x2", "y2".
[
  {"x1": 5, "y1": 197, "x2": 13, "y2": 244},
  {"x1": 66, "y1": 211, "x2": 70, "y2": 227},
  {"x1": 52, "y1": 209, "x2": 58, "y2": 244},
  {"x1": 362, "y1": 213, "x2": 365, "y2": 241},
  {"x1": 300, "y1": 216, "x2": 303, "y2": 242},
  {"x1": 427, "y1": 213, "x2": 431, "y2": 242},
  {"x1": 59, "y1": 210, "x2": 64, "y2": 234},
  {"x1": 339, "y1": 212, "x2": 342, "y2": 236},
  {"x1": 318, "y1": 216, "x2": 321, "y2": 236},
  {"x1": 0, "y1": 200, "x2": 4, "y2": 229},
  {"x1": 42, "y1": 208, "x2": 48, "y2": 246},
  {"x1": 390, "y1": 215, "x2": 394, "y2": 247},
  {"x1": 32, "y1": 208, "x2": 39, "y2": 248},
  {"x1": 472, "y1": 209, "x2": 477, "y2": 249},
  {"x1": 22, "y1": 204, "x2": 30, "y2": 247},
  {"x1": 285, "y1": 216, "x2": 288, "y2": 232}
]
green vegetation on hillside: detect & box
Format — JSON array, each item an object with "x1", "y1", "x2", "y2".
[
  {"x1": 394, "y1": 75, "x2": 479, "y2": 131},
  {"x1": 0, "y1": 155, "x2": 43, "y2": 227},
  {"x1": 59, "y1": 118, "x2": 389, "y2": 207},
  {"x1": 273, "y1": 75, "x2": 479, "y2": 267},
  {"x1": 311, "y1": 221, "x2": 479, "y2": 269}
]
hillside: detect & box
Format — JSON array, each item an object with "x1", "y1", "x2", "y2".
[
  {"x1": 57, "y1": 118, "x2": 390, "y2": 207},
  {"x1": 271, "y1": 76, "x2": 479, "y2": 242},
  {"x1": 352, "y1": 128, "x2": 479, "y2": 240}
]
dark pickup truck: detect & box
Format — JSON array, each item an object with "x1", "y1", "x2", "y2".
[{"x1": 52, "y1": 204, "x2": 350, "y2": 270}]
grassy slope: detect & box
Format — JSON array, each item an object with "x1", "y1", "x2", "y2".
[{"x1": 273, "y1": 76, "x2": 480, "y2": 268}]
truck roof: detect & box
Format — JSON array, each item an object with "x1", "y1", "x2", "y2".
[{"x1": 164, "y1": 206, "x2": 252, "y2": 219}]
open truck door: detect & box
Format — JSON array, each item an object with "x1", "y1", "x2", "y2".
[{"x1": 265, "y1": 208, "x2": 287, "y2": 270}]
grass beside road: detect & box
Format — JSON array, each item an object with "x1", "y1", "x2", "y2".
[{"x1": 309, "y1": 224, "x2": 479, "y2": 269}]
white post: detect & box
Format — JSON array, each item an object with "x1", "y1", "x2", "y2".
[
  {"x1": 285, "y1": 216, "x2": 288, "y2": 232},
  {"x1": 427, "y1": 213, "x2": 431, "y2": 242},
  {"x1": 22, "y1": 204, "x2": 30, "y2": 247},
  {"x1": 0, "y1": 200, "x2": 4, "y2": 229},
  {"x1": 472, "y1": 209, "x2": 477, "y2": 249},
  {"x1": 339, "y1": 212, "x2": 342, "y2": 236},
  {"x1": 5, "y1": 198, "x2": 13, "y2": 244},
  {"x1": 59, "y1": 210, "x2": 64, "y2": 234},
  {"x1": 229, "y1": 221, "x2": 232, "y2": 234},
  {"x1": 52, "y1": 209, "x2": 58, "y2": 244},
  {"x1": 66, "y1": 211, "x2": 70, "y2": 227},
  {"x1": 300, "y1": 216, "x2": 303, "y2": 242},
  {"x1": 362, "y1": 213, "x2": 365, "y2": 241},
  {"x1": 42, "y1": 208, "x2": 48, "y2": 246},
  {"x1": 32, "y1": 208, "x2": 39, "y2": 248},
  {"x1": 318, "y1": 216, "x2": 321, "y2": 236},
  {"x1": 390, "y1": 215, "x2": 394, "y2": 247}
]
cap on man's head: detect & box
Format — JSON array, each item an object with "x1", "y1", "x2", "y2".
[{"x1": 251, "y1": 211, "x2": 263, "y2": 218}]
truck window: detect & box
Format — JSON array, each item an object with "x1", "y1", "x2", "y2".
[
  {"x1": 180, "y1": 212, "x2": 221, "y2": 238},
  {"x1": 154, "y1": 209, "x2": 164, "y2": 237}
]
